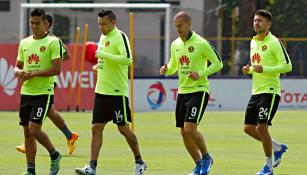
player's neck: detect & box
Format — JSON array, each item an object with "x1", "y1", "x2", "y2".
[
  {"x1": 33, "y1": 32, "x2": 48, "y2": 40},
  {"x1": 181, "y1": 30, "x2": 193, "y2": 42},
  {"x1": 257, "y1": 31, "x2": 269, "y2": 41}
]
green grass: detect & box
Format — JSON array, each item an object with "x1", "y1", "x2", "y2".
[{"x1": 0, "y1": 111, "x2": 306, "y2": 175}]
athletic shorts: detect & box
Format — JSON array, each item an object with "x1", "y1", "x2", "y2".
[
  {"x1": 93, "y1": 93, "x2": 131, "y2": 126},
  {"x1": 19, "y1": 94, "x2": 54, "y2": 126},
  {"x1": 244, "y1": 93, "x2": 280, "y2": 126},
  {"x1": 175, "y1": 91, "x2": 209, "y2": 128}
]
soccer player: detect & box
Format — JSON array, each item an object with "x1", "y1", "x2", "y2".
[
  {"x1": 242, "y1": 9, "x2": 291, "y2": 175},
  {"x1": 15, "y1": 14, "x2": 79, "y2": 155},
  {"x1": 75, "y1": 10, "x2": 146, "y2": 175},
  {"x1": 14, "y1": 8, "x2": 62, "y2": 175},
  {"x1": 160, "y1": 11, "x2": 223, "y2": 175}
]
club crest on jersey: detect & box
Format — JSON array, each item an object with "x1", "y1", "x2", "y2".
[
  {"x1": 179, "y1": 55, "x2": 190, "y2": 65},
  {"x1": 28, "y1": 54, "x2": 40, "y2": 64},
  {"x1": 252, "y1": 53, "x2": 261, "y2": 64},
  {"x1": 105, "y1": 41, "x2": 110, "y2": 47},
  {"x1": 262, "y1": 45, "x2": 267, "y2": 52},
  {"x1": 40, "y1": 46, "x2": 46, "y2": 52},
  {"x1": 188, "y1": 46, "x2": 194, "y2": 52}
]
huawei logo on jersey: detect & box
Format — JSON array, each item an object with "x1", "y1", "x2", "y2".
[
  {"x1": 252, "y1": 53, "x2": 261, "y2": 64},
  {"x1": 179, "y1": 55, "x2": 190, "y2": 65},
  {"x1": 28, "y1": 54, "x2": 40, "y2": 64}
]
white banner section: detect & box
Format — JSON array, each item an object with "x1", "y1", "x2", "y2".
[{"x1": 132, "y1": 79, "x2": 307, "y2": 112}]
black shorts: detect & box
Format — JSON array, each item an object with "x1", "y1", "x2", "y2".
[
  {"x1": 93, "y1": 93, "x2": 131, "y2": 126},
  {"x1": 175, "y1": 92, "x2": 209, "y2": 128},
  {"x1": 19, "y1": 94, "x2": 54, "y2": 126},
  {"x1": 244, "y1": 93, "x2": 280, "y2": 126}
]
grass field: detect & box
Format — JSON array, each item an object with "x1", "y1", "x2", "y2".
[{"x1": 0, "y1": 111, "x2": 306, "y2": 175}]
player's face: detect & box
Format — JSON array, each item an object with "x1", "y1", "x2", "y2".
[
  {"x1": 98, "y1": 16, "x2": 115, "y2": 35},
  {"x1": 253, "y1": 15, "x2": 271, "y2": 34},
  {"x1": 30, "y1": 16, "x2": 46, "y2": 36},
  {"x1": 173, "y1": 17, "x2": 191, "y2": 39}
]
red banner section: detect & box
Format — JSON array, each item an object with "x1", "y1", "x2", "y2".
[{"x1": 0, "y1": 44, "x2": 96, "y2": 111}]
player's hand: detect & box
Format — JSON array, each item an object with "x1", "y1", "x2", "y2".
[
  {"x1": 95, "y1": 50, "x2": 103, "y2": 59},
  {"x1": 15, "y1": 70, "x2": 31, "y2": 79},
  {"x1": 242, "y1": 64, "x2": 250, "y2": 75},
  {"x1": 159, "y1": 64, "x2": 168, "y2": 75},
  {"x1": 188, "y1": 71, "x2": 199, "y2": 80},
  {"x1": 92, "y1": 64, "x2": 98, "y2": 74},
  {"x1": 253, "y1": 65, "x2": 263, "y2": 73}
]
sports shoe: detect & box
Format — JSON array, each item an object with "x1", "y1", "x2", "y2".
[
  {"x1": 16, "y1": 144, "x2": 26, "y2": 153},
  {"x1": 200, "y1": 156, "x2": 213, "y2": 175},
  {"x1": 134, "y1": 162, "x2": 147, "y2": 175},
  {"x1": 273, "y1": 144, "x2": 287, "y2": 167},
  {"x1": 188, "y1": 164, "x2": 201, "y2": 175},
  {"x1": 75, "y1": 165, "x2": 96, "y2": 175},
  {"x1": 67, "y1": 132, "x2": 79, "y2": 155},
  {"x1": 50, "y1": 154, "x2": 61, "y2": 175},
  {"x1": 256, "y1": 165, "x2": 273, "y2": 175}
]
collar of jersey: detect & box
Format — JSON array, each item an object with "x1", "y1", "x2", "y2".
[
  {"x1": 180, "y1": 31, "x2": 196, "y2": 43},
  {"x1": 253, "y1": 31, "x2": 272, "y2": 42}
]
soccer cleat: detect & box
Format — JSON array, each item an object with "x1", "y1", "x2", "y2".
[
  {"x1": 67, "y1": 132, "x2": 79, "y2": 155},
  {"x1": 273, "y1": 144, "x2": 287, "y2": 168},
  {"x1": 200, "y1": 156, "x2": 214, "y2": 175},
  {"x1": 50, "y1": 154, "x2": 61, "y2": 175},
  {"x1": 134, "y1": 162, "x2": 147, "y2": 175},
  {"x1": 256, "y1": 165, "x2": 273, "y2": 175},
  {"x1": 188, "y1": 164, "x2": 201, "y2": 175},
  {"x1": 75, "y1": 165, "x2": 96, "y2": 175},
  {"x1": 16, "y1": 144, "x2": 26, "y2": 153}
]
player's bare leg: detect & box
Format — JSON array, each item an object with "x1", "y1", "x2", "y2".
[{"x1": 118, "y1": 124, "x2": 146, "y2": 175}]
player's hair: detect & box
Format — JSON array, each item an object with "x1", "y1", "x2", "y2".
[
  {"x1": 174, "y1": 11, "x2": 192, "y2": 23},
  {"x1": 30, "y1": 8, "x2": 46, "y2": 20},
  {"x1": 98, "y1": 9, "x2": 116, "y2": 21},
  {"x1": 255, "y1": 9, "x2": 272, "y2": 22},
  {"x1": 46, "y1": 14, "x2": 53, "y2": 29}
]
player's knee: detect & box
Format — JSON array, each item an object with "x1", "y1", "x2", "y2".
[
  {"x1": 23, "y1": 128, "x2": 31, "y2": 138},
  {"x1": 183, "y1": 126, "x2": 196, "y2": 135},
  {"x1": 92, "y1": 125, "x2": 103, "y2": 137},
  {"x1": 117, "y1": 125, "x2": 130, "y2": 136},
  {"x1": 243, "y1": 126, "x2": 252, "y2": 135},
  {"x1": 28, "y1": 127, "x2": 40, "y2": 137},
  {"x1": 256, "y1": 126, "x2": 268, "y2": 135}
]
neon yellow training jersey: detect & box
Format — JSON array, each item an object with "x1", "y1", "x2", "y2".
[
  {"x1": 165, "y1": 32, "x2": 223, "y2": 94},
  {"x1": 95, "y1": 27, "x2": 132, "y2": 97},
  {"x1": 249, "y1": 32, "x2": 292, "y2": 95},
  {"x1": 17, "y1": 34, "x2": 63, "y2": 95}
]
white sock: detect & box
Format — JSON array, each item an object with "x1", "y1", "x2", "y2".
[
  {"x1": 266, "y1": 157, "x2": 273, "y2": 169},
  {"x1": 272, "y1": 139, "x2": 281, "y2": 152}
]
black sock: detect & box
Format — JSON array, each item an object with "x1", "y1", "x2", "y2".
[
  {"x1": 50, "y1": 149, "x2": 60, "y2": 160},
  {"x1": 135, "y1": 155, "x2": 144, "y2": 164},
  {"x1": 202, "y1": 153, "x2": 210, "y2": 160},
  {"x1": 89, "y1": 160, "x2": 97, "y2": 170},
  {"x1": 60, "y1": 124, "x2": 73, "y2": 140},
  {"x1": 27, "y1": 162, "x2": 36, "y2": 174}
]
